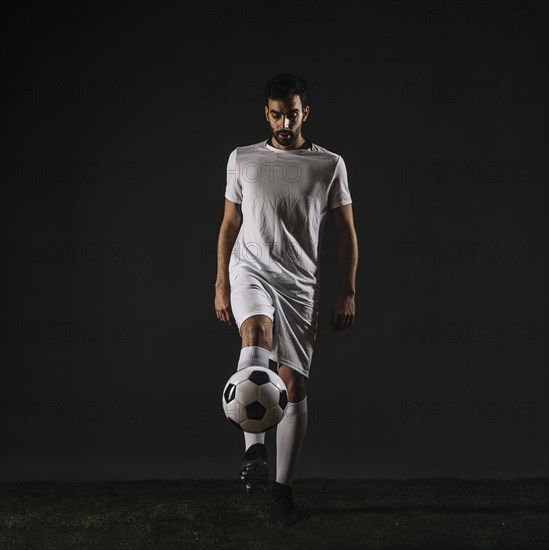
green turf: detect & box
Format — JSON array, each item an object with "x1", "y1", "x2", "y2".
[{"x1": 1, "y1": 478, "x2": 548, "y2": 549}]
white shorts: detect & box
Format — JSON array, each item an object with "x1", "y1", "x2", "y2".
[{"x1": 230, "y1": 271, "x2": 319, "y2": 379}]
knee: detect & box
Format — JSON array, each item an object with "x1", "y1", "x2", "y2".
[
  {"x1": 278, "y1": 366, "x2": 307, "y2": 401},
  {"x1": 286, "y1": 380, "x2": 307, "y2": 402},
  {"x1": 241, "y1": 316, "x2": 273, "y2": 349}
]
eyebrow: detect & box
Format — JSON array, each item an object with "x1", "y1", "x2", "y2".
[{"x1": 270, "y1": 109, "x2": 299, "y2": 115}]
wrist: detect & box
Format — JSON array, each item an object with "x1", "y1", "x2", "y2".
[{"x1": 338, "y1": 288, "x2": 356, "y2": 297}]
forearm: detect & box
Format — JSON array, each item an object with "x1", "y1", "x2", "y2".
[
  {"x1": 216, "y1": 223, "x2": 239, "y2": 287},
  {"x1": 336, "y1": 228, "x2": 358, "y2": 295}
]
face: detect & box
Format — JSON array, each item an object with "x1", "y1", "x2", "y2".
[{"x1": 264, "y1": 95, "x2": 309, "y2": 147}]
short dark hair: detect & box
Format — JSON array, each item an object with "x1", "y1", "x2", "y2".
[{"x1": 265, "y1": 73, "x2": 309, "y2": 109}]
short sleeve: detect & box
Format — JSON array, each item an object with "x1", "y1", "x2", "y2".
[
  {"x1": 224, "y1": 148, "x2": 242, "y2": 204},
  {"x1": 328, "y1": 156, "x2": 352, "y2": 209}
]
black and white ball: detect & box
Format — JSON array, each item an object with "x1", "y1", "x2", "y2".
[{"x1": 222, "y1": 366, "x2": 288, "y2": 433}]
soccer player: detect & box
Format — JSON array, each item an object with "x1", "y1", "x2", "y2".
[{"x1": 214, "y1": 73, "x2": 358, "y2": 525}]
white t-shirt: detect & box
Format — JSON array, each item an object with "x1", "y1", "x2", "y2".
[{"x1": 225, "y1": 139, "x2": 352, "y2": 307}]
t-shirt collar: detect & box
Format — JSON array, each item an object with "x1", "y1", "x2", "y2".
[{"x1": 265, "y1": 138, "x2": 312, "y2": 152}]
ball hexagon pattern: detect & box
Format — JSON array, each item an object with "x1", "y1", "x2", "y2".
[{"x1": 222, "y1": 366, "x2": 289, "y2": 433}]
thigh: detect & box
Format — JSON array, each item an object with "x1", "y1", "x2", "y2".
[
  {"x1": 271, "y1": 293, "x2": 319, "y2": 380},
  {"x1": 230, "y1": 273, "x2": 275, "y2": 339}
]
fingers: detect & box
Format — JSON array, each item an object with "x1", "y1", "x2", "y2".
[
  {"x1": 216, "y1": 308, "x2": 236, "y2": 327},
  {"x1": 330, "y1": 311, "x2": 355, "y2": 331}
]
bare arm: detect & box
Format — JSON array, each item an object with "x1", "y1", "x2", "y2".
[
  {"x1": 332, "y1": 203, "x2": 358, "y2": 295},
  {"x1": 328, "y1": 203, "x2": 358, "y2": 331},
  {"x1": 215, "y1": 198, "x2": 243, "y2": 288}
]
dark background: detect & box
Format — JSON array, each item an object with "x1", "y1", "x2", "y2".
[{"x1": 0, "y1": 0, "x2": 547, "y2": 481}]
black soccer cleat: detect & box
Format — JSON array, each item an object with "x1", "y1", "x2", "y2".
[
  {"x1": 271, "y1": 481, "x2": 300, "y2": 525},
  {"x1": 239, "y1": 442, "x2": 268, "y2": 493}
]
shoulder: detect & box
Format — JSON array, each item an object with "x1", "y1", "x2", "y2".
[
  {"x1": 227, "y1": 141, "x2": 265, "y2": 165},
  {"x1": 308, "y1": 143, "x2": 344, "y2": 171},
  {"x1": 235, "y1": 140, "x2": 267, "y2": 154},
  {"x1": 309, "y1": 142, "x2": 341, "y2": 160},
  {"x1": 307, "y1": 143, "x2": 345, "y2": 178}
]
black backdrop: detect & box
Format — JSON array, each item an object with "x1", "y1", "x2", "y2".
[{"x1": 1, "y1": 0, "x2": 547, "y2": 481}]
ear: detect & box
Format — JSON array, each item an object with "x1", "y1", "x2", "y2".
[{"x1": 302, "y1": 105, "x2": 310, "y2": 121}]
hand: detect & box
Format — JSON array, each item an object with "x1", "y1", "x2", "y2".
[
  {"x1": 329, "y1": 292, "x2": 355, "y2": 332},
  {"x1": 215, "y1": 282, "x2": 237, "y2": 327}
]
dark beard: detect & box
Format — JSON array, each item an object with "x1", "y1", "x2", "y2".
[{"x1": 269, "y1": 136, "x2": 310, "y2": 149}]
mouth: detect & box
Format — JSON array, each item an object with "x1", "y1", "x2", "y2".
[{"x1": 279, "y1": 132, "x2": 292, "y2": 138}]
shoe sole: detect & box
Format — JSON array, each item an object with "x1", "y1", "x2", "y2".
[{"x1": 240, "y1": 460, "x2": 268, "y2": 493}]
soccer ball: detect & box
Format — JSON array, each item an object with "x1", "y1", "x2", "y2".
[{"x1": 222, "y1": 366, "x2": 288, "y2": 433}]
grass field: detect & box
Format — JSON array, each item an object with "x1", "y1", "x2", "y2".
[{"x1": 1, "y1": 478, "x2": 548, "y2": 549}]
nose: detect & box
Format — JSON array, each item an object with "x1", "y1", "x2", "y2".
[{"x1": 283, "y1": 117, "x2": 291, "y2": 129}]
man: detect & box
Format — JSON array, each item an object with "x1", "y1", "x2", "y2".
[{"x1": 214, "y1": 73, "x2": 358, "y2": 525}]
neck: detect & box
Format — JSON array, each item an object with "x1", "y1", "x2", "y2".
[{"x1": 269, "y1": 136, "x2": 309, "y2": 150}]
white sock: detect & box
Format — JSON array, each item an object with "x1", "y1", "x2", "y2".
[
  {"x1": 237, "y1": 345, "x2": 271, "y2": 371},
  {"x1": 275, "y1": 396, "x2": 308, "y2": 487},
  {"x1": 238, "y1": 346, "x2": 270, "y2": 450}
]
